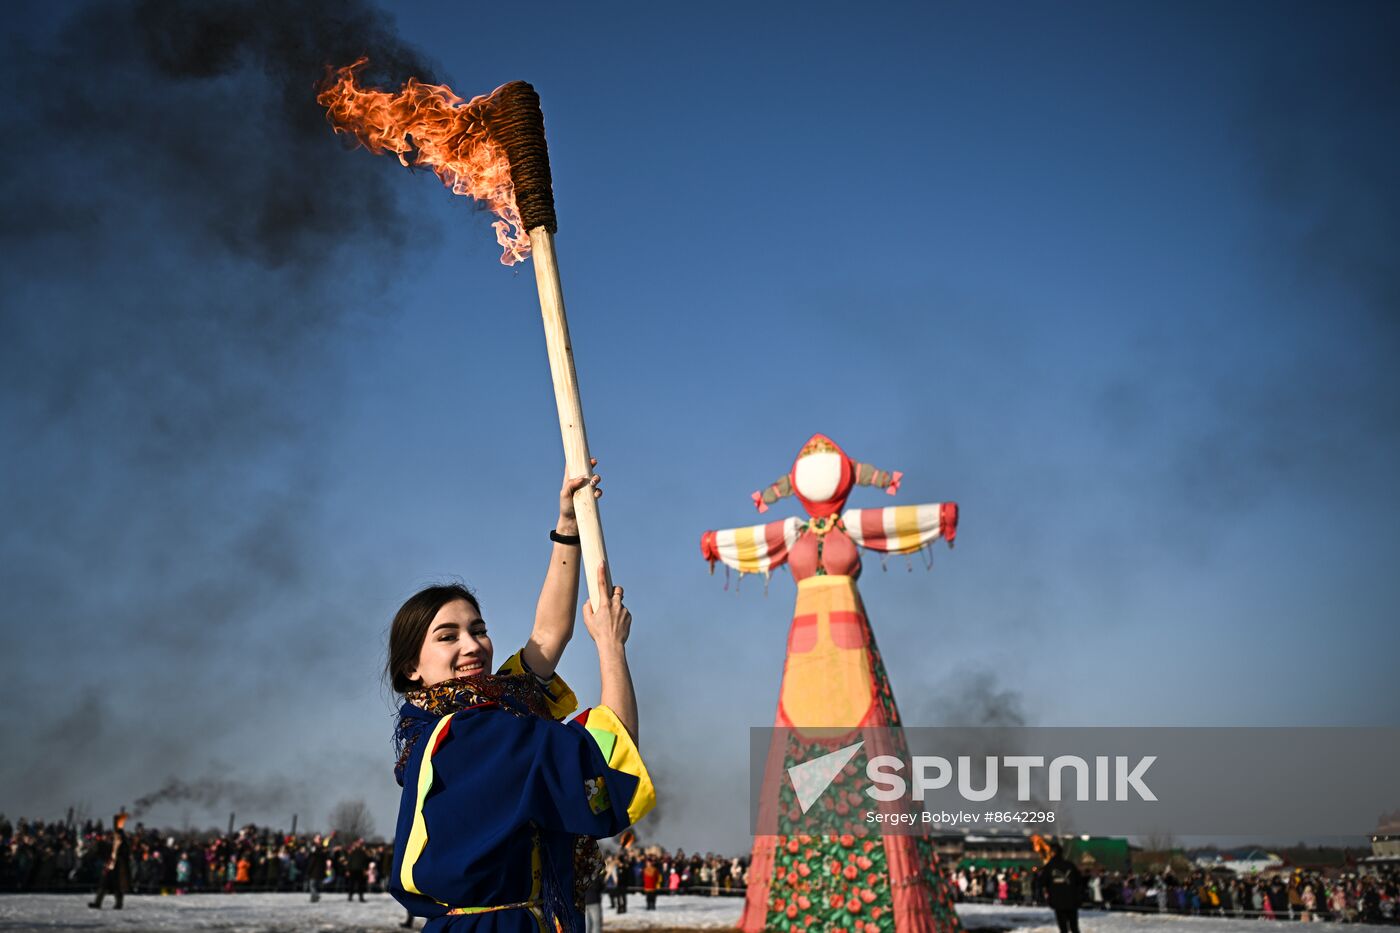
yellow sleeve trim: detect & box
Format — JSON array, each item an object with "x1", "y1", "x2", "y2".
[
  {"x1": 400, "y1": 713, "x2": 455, "y2": 899},
  {"x1": 497, "y1": 648, "x2": 578, "y2": 720},
  {"x1": 586, "y1": 705, "x2": 656, "y2": 826}
]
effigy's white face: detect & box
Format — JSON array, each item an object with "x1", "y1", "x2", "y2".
[
  {"x1": 409, "y1": 598, "x2": 493, "y2": 688},
  {"x1": 792, "y1": 452, "x2": 842, "y2": 503}
]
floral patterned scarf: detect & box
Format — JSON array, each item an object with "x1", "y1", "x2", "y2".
[{"x1": 394, "y1": 672, "x2": 551, "y2": 783}]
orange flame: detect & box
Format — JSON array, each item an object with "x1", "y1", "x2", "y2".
[
  {"x1": 318, "y1": 59, "x2": 529, "y2": 265},
  {"x1": 1031, "y1": 834, "x2": 1054, "y2": 863}
]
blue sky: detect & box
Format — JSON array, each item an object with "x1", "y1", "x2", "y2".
[{"x1": 1, "y1": 1, "x2": 1396, "y2": 853}]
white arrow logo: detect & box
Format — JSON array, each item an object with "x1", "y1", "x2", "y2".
[{"x1": 787, "y1": 741, "x2": 864, "y2": 814}]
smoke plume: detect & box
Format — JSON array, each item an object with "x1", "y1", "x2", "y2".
[
  {"x1": 913, "y1": 669, "x2": 1028, "y2": 728},
  {"x1": 0, "y1": 0, "x2": 440, "y2": 822},
  {"x1": 131, "y1": 776, "x2": 300, "y2": 819}
]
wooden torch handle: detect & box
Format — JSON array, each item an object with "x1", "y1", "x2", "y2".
[{"x1": 528, "y1": 225, "x2": 612, "y2": 610}]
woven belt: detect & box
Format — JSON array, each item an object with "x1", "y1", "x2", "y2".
[
  {"x1": 446, "y1": 899, "x2": 541, "y2": 916},
  {"x1": 445, "y1": 899, "x2": 548, "y2": 930}
]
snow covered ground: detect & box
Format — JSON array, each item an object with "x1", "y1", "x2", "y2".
[{"x1": 1, "y1": 894, "x2": 1395, "y2": 933}]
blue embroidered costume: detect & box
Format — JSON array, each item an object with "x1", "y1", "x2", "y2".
[{"x1": 389, "y1": 649, "x2": 655, "y2": 932}]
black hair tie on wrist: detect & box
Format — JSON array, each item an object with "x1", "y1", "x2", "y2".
[{"x1": 549, "y1": 530, "x2": 582, "y2": 546}]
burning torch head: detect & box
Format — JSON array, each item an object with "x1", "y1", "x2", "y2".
[
  {"x1": 319, "y1": 67, "x2": 556, "y2": 263},
  {"x1": 484, "y1": 81, "x2": 556, "y2": 235}
]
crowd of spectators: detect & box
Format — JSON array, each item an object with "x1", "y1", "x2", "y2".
[
  {"x1": 0, "y1": 814, "x2": 751, "y2": 900},
  {"x1": 7, "y1": 811, "x2": 1395, "y2": 928},
  {"x1": 599, "y1": 847, "x2": 751, "y2": 911},
  {"x1": 0, "y1": 814, "x2": 392, "y2": 896},
  {"x1": 954, "y1": 864, "x2": 1400, "y2": 924}
]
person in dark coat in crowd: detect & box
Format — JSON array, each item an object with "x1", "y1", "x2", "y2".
[
  {"x1": 614, "y1": 853, "x2": 629, "y2": 914},
  {"x1": 307, "y1": 834, "x2": 327, "y2": 902},
  {"x1": 346, "y1": 839, "x2": 369, "y2": 902},
  {"x1": 88, "y1": 813, "x2": 130, "y2": 910},
  {"x1": 1036, "y1": 841, "x2": 1083, "y2": 933}
]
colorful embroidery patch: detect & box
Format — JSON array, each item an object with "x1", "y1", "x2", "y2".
[{"x1": 584, "y1": 775, "x2": 611, "y2": 815}]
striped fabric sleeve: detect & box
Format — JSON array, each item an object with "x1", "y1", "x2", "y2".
[
  {"x1": 572, "y1": 706, "x2": 656, "y2": 826},
  {"x1": 496, "y1": 648, "x2": 578, "y2": 720},
  {"x1": 700, "y1": 517, "x2": 803, "y2": 575},
  {"x1": 842, "y1": 502, "x2": 959, "y2": 554}
]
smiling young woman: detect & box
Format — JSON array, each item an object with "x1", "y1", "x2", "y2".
[
  {"x1": 386, "y1": 586, "x2": 490, "y2": 692},
  {"x1": 383, "y1": 465, "x2": 654, "y2": 932}
]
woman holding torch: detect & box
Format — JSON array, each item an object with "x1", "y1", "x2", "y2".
[
  {"x1": 384, "y1": 469, "x2": 654, "y2": 932},
  {"x1": 320, "y1": 64, "x2": 652, "y2": 930}
]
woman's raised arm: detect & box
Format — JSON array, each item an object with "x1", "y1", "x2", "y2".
[
  {"x1": 522, "y1": 462, "x2": 600, "y2": 678},
  {"x1": 583, "y1": 561, "x2": 638, "y2": 743}
]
